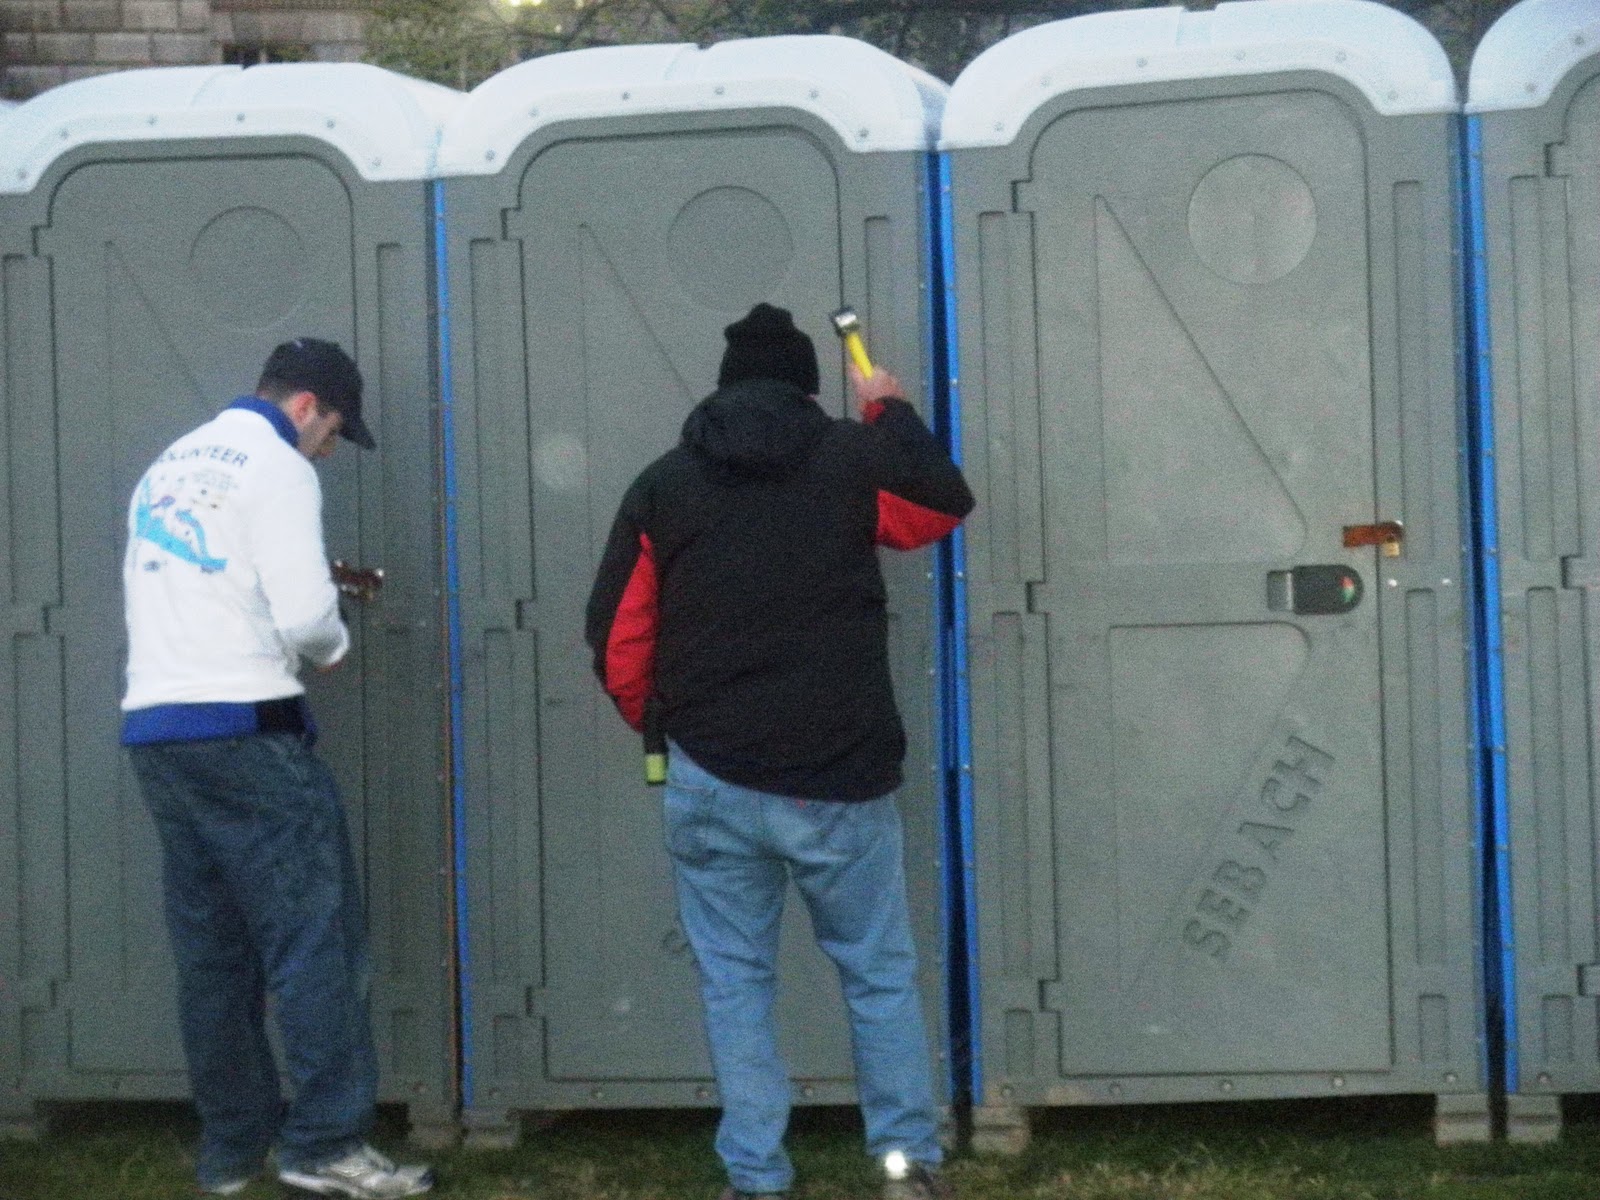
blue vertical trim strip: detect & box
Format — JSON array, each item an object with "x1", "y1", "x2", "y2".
[
  {"x1": 917, "y1": 149, "x2": 960, "y2": 1107},
  {"x1": 1451, "y1": 116, "x2": 1494, "y2": 1099},
  {"x1": 936, "y1": 150, "x2": 983, "y2": 1102},
  {"x1": 434, "y1": 181, "x2": 476, "y2": 1106},
  {"x1": 1464, "y1": 114, "x2": 1515, "y2": 1094}
]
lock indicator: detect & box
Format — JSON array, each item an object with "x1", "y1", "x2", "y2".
[{"x1": 1267, "y1": 565, "x2": 1365, "y2": 616}]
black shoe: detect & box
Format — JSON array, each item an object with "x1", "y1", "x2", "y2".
[{"x1": 884, "y1": 1160, "x2": 953, "y2": 1200}]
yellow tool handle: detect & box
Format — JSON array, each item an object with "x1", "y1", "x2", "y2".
[
  {"x1": 842, "y1": 331, "x2": 874, "y2": 379},
  {"x1": 644, "y1": 752, "x2": 667, "y2": 786}
]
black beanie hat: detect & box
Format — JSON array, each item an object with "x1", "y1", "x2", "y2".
[{"x1": 717, "y1": 303, "x2": 820, "y2": 395}]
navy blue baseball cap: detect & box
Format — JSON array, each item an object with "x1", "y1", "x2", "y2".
[{"x1": 259, "y1": 337, "x2": 375, "y2": 450}]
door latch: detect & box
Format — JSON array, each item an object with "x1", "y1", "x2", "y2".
[
  {"x1": 1268, "y1": 566, "x2": 1364, "y2": 615},
  {"x1": 1342, "y1": 521, "x2": 1404, "y2": 558}
]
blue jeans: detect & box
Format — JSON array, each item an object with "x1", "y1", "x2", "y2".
[
  {"x1": 129, "y1": 733, "x2": 376, "y2": 1187},
  {"x1": 663, "y1": 746, "x2": 942, "y2": 1194}
]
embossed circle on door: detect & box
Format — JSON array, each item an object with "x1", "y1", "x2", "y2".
[
  {"x1": 668, "y1": 185, "x2": 795, "y2": 312},
  {"x1": 1188, "y1": 153, "x2": 1317, "y2": 285}
]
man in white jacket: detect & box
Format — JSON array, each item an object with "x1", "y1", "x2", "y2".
[{"x1": 121, "y1": 339, "x2": 432, "y2": 1200}]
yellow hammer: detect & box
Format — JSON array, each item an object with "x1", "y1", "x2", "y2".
[{"x1": 830, "y1": 307, "x2": 874, "y2": 378}]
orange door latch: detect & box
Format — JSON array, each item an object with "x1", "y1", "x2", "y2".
[{"x1": 1342, "y1": 521, "x2": 1404, "y2": 558}]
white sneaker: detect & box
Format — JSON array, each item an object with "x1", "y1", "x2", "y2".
[
  {"x1": 883, "y1": 1151, "x2": 953, "y2": 1200},
  {"x1": 278, "y1": 1144, "x2": 434, "y2": 1198}
]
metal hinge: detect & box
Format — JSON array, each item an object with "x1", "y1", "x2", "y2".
[
  {"x1": 1577, "y1": 964, "x2": 1600, "y2": 997},
  {"x1": 524, "y1": 986, "x2": 549, "y2": 1018}
]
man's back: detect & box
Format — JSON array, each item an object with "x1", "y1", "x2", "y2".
[
  {"x1": 588, "y1": 371, "x2": 971, "y2": 802},
  {"x1": 637, "y1": 377, "x2": 903, "y2": 800},
  {"x1": 122, "y1": 404, "x2": 343, "y2": 711}
]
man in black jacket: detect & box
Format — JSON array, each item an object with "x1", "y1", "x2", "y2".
[{"x1": 586, "y1": 303, "x2": 973, "y2": 1200}]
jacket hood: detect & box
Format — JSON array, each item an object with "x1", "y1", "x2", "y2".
[{"x1": 681, "y1": 378, "x2": 829, "y2": 480}]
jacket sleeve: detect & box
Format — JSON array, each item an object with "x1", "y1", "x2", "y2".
[
  {"x1": 584, "y1": 481, "x2": 659, "y2": 732},
  {"x1": 862, "y1": 396, "x2": 975, "y2": 551},
  {"x1": 253, "y1": 462, "x2": 350, "y2": 669}
]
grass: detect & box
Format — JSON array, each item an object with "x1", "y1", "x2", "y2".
[{"x1": 4, "y1": 1096, "x2": 1600, "y2": 1199}]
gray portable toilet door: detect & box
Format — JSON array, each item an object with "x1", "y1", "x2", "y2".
[
  {"x1": 505, "y1": 125, "x2": 850, "y2": 1083},
  {"x1": 1016, "y1": 88, "x2": 1389, "y2": 1076},
  {"x1": 37, "y1": 153, "x2": 358, "y2": 1074},
  {"x1": 1499, "y1": 63, "x2": 1600, "y2": 1095}
]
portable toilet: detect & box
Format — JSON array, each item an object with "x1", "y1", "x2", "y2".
[
  {"x1": 0, "y1": 64, "x2": 462, "y2": 1144},
  {"x1": 434, "y1": 38, "x2": 952, "y2": 1142},
  {"x1": 1467, "y1": 0, "x2": 1600, "y2": 1144},
  {"x1": 942, "y1": 0, "x2": 1486, "y2": 1147}
]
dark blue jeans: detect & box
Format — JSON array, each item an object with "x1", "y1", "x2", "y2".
[{"x1": 129, "y1": 733, "x2": 376, "y2": 1187}]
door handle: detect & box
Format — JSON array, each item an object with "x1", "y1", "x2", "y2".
[{"x1": 1267, "y1": 565, "x2": 1364, "y2": 615}]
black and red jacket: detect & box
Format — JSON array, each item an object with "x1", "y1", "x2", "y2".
[{"x1": 585, "y1": 377, "x2": 974, "y2": 801}]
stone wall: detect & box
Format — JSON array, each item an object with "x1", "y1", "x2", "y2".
[{"x1": 0, "y1": 0, "x2": 368, "y2": 97}]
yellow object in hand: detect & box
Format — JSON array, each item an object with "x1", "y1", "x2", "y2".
[
  {"x1": 644, "y1": 751, "x2": 667, "y2": 786},
  {"x1": 830, "y1": 307, "x2": 874, "y2": 379}
]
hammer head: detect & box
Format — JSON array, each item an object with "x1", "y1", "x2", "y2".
[{"x1": 830, "y1": 307, "x2": 861, "y2": 338}]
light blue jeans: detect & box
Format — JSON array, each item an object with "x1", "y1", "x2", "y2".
[{"x1": 663, "y1": 745, "x2": 942, "y2": 1195}]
